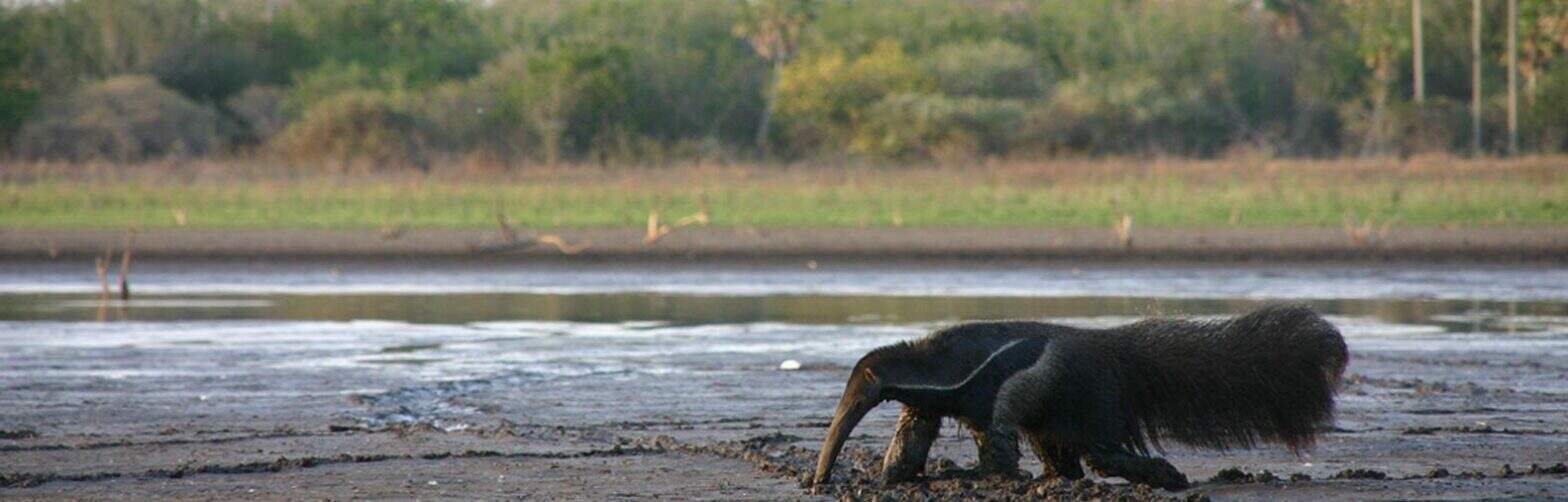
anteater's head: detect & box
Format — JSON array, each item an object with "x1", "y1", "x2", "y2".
[{"x1": 812, "y1": 347, "x2": 903, "y2": 486}]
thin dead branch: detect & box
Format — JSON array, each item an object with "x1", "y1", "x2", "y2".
[
  {"x1": 1114, "y1": 214, "x2": 1134, "y2": 250},
  {"x1": 496, "y1": 209, "x2": 517, "y2": 243},
  {"x1": 117, "y1": 229, "x2": 135, "y2": 301}
]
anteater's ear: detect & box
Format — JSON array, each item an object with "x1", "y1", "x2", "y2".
[{"x1": 861, "y1": 367, "x2": 879, "y2": 384}]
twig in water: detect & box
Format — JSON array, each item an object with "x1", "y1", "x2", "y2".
[
  {"x1": 496, "y1": 210, "x2": 517, "y2": 243},
  {"x1": 379, "y1": 222, "x2": 406, "y2": 241},
  {"x1": 1114, "y1": 214, "x2": 1134, "y2": 250},
  {"x1": 535, "y1": 234, "x2": 589, "y2": 255},
  {"x1": 646, "y1": 209, "x2": 711, "y2": 246},
  {"x1": 95, "y1": 251, "x2": 110, "y2": 322},
  {"x1": 1342, "y1": 213, "x2": 1393, "y2": 248},
  {"x1": 118, "y1": 229, "x2": 135, "y2": 301},
  {"x1": 645, "y1": 210, "x2": 672, "y2": 245},
  {"x1": 470, "y1": 234, "x2": 589, "y2": 255},
  {"x1": 95, "y1": 253, "x2": 111, "y2": 302}
]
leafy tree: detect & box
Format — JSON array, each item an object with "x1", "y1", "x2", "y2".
[
  {"x1": 734, "y1": 0, "x2": 815, "y2": 152},
  {"x1": 150, "y1": 19, "x2": 315, "y2": 104},
  {"x1": 1520, "y1": 0, "x2": 1568, "y2": 102},
  {"x1": 774, "y1": 40, "x2": 931, "y2": 155},
  {"x1": 925, "y1": 40, "x2": 1046, "y2": 99},
  {"x1": 1340, "y1": 1, "x2": 1408, "y2": 155},
  {"x1": 280, "y1": 0, "x2": 495, "y2": 85},
  {"x1": 0, "y1": 11, "x2": 38, "y2": 148}
]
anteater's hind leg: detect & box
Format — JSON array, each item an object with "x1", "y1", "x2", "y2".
[
  {"x1": 1023, "y1": 429, "x2": 1084, "y2": 480},
  {"x1": 958, "y1": 418, "x2": 1025, "y2": 479},
  {"x1": 1083, "y1": 446, "x2": 1189, "y2": 491},
  {"x1": 880, "y1": 406, "x2": 941, "y2": 484}
]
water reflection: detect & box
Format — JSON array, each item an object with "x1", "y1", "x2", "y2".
[{"x1": 3, "y1": 292, "x2": 1562, "y2": 334}]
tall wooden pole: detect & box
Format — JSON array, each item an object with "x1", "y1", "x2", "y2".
[
  {"x1": 1413, "y1": 0, "x2": 1425, "y2": 103},
  {"x1": 1507, "y1": 0, "x2": 1519, "y2": 156},
  {"x1": 1471, "y1": 0, "x2": 1483, "y2": 154}
]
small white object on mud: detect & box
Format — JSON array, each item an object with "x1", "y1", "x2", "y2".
[{"x1": 779, "y1": 359, "x2": 802, "y2": 371}]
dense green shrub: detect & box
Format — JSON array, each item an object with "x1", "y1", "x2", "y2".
[
  {"x1": 283, "y1": 61, "x2": 410, "y2": 117},
  {"x1": 279, "y1": 0, "x2": 495, "y2": 85},
  {"x1": 225, "y1": 85, "x2": 289, "y2": 147},
  {"x1": 16, "y1": 76, "x2": 218, "y2": 161},
  {"x1": 1524, "y1": 63, "x2": 1568, "y2": 152},
  {"x1": 855, "y1": 93, "x2": 1026, "y2": 161},
  {"x1": 270, "y1": 90, "x2": 430, "y2": 170},
  {"x1": 0, "y1": 13, "x2": 36, "y2": 149},
  {"x1": 773, "y1": 41, "x2": 931, "y2": 155},
  {"x1": 1340, "y1": 98, "x2": 1470, "y2": 156},
  {"x1": 925, "y1": 40, "x2": 1046, "y2": 99},
  {"x1": 151, "y1": 20, "x2": 315, "y2": 104}
]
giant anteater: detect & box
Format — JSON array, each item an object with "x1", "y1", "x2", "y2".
[{"x1": 812, "y1": 305, "x2": 1348, "y2": 490}]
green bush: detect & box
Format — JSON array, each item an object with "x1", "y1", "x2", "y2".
[
  {"x1": 17, "y1": 75, "x2": 219, "y2": 161},
  {"x1": 279, "y1": 0, "x2": 495, "y2": 85},
  {"x1": 1524, "y1": 63, "x2": 1568, "y2": 152},
  {"x1": 924, "y1": 40, "x2": 1046, "y2": 99},
  {"x1": 150, "y1": 20, "x2": 315, "y2": 104},
  {"x1": 1025, "y1": 75, "x2": 1232, "y2": 156},
  {"x1": 283, "y1": 61, "x2": 408, "y2": 117},
  {"x1": 0, "y1": 13, "x2": 37, "y2": 148},
  {"x1": 855, "y1": 93, "x2": 1025, "y2": 160},
  {"x1": 446, "y1": 44, "x2": 636, "y2": 164},
  {"x1": 270, "y1": 90, "x2": 430, "y2": 170},
  {"x1": 225, "y1": 85, "x2": 289, "y2": 147},
  {"x1": 773, "y1": 40, "x2": 931, "y2": 155},
  {"x1": 1340, "y1": 98, "x2": 1470, "y2": 156}
]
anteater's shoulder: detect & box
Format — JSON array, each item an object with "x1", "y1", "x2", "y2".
[{"x1": 922, "y1": 319, "x2": 1071, "y2": 346}]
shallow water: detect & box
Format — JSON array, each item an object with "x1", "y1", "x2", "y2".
[{"x1": 2, "y1": 261, "x2": 1566, "y2": 397}]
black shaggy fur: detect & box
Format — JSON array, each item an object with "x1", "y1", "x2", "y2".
[
  {"x1": 813, "y1": 304, "x2": 1349, "y2": 491},
  {"x1": 1107, "y1": 307, "x2": 1348, "y2": 454}
]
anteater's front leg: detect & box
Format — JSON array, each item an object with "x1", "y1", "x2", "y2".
[
  {"x1": 880, "y1": 406, "x2": 941, "y2": 483},
  {"x1": 1024, "y1": 429, "x2": 1084, "y2": 480}
]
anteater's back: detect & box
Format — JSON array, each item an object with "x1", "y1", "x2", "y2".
[{"x1": 1104, "y1": 305, "x2": 1348, "y2": 454}]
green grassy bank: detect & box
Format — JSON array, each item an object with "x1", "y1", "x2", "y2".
[{"x1": 2, "y1": 158, "x2": 1563, "y2": 230}]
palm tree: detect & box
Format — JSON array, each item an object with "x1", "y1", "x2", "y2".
[{"x1": 734, "y1": 0, "x2": 814, "y2": 154}]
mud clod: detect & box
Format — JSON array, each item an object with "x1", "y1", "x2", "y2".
[
  {"x1": 1330, "y1": 468, "x2": 1388, "y2": 480},
  {"x1": 0, "y1": 429, "x2": 38, "y2": 440},
  {"x1": 1208, "y1": 467, "x2": 1281, "y2": 484}
]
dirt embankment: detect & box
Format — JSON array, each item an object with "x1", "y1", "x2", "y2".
[{"x1": 3, "y1": 227, "x2": 1566, "y2": 262}]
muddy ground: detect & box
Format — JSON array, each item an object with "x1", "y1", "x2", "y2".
[
  {"x1": 3, "y1": 338, "x2": 1566, "y2": 500},
  {"x1": 4, "y1": 227, "x2": 1567, "y2": 262}
]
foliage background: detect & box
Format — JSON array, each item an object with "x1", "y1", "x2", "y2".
[{"x1": 2, "y1": 0, "x2": 1567, "y2": 166}]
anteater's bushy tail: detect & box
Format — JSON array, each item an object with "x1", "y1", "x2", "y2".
[{"x1": 1112, "y1": 304, "x2": 1348, "y2": 454}]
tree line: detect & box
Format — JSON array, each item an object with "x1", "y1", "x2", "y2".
[{"x1": 1, "y1": 0, "x2": 1566, "y2": 168}]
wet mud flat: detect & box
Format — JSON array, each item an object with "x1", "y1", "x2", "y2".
[{"x1": 3, "y1": 331, "x2": 1566, "y2": 500}]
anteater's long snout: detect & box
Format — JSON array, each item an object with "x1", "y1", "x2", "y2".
[{"x1": 812, "y1": 372, "x2": 880, "y2": 486}]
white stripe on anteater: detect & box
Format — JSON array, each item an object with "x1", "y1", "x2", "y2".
[{"x1": 887, "y1": 339, "x2": 1027, "y2": 391}]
